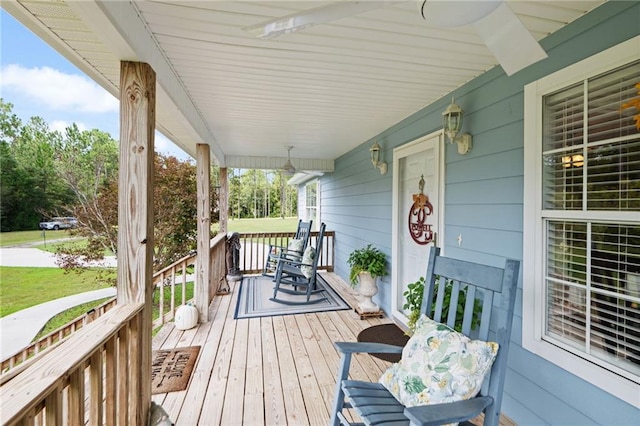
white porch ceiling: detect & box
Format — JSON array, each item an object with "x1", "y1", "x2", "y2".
[{"x1": 4, "y1": 0, "x2": 605, "y2": 171}]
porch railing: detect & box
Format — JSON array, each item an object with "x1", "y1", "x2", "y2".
[
  {"x1": 151, "y1": 251, "x2": 197, "y2": 328},
  {"x1": 0, "y1": 303, "x2": 145, "y2": 425},
  {"x1": 237, "y1": 230, "x2": 335, "y2": 274},
  {"x1": 0, "y1": 298, "x2": 117, "y2": 383},
  {"x1": 0, "y1": 231, "x2": 333, "y2": 376}
]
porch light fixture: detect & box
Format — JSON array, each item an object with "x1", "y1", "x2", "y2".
[
  {"x1": 442, "y1": 98, "x2": 473, "y2": 155},
  {"x1": 281, "y1": 146, "x2": 296, "y2": 175},
  {"x1": 369, "y1": 141, "x2": 387, "y2": 175}
]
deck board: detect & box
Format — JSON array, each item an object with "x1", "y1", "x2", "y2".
[
  {"x1": 260, "y1": 316, "x2": 287, "y2": 426},
  {"x1": 274, "y1": 315, "x2": 309, "y2": 425},
  {"x1": 284, "y1": 313, "x2": 328, "y2": 424},
  {"x1": 151, "y1": 272, "x2": 513, "y2": 425},
  {"x1": 194, "y1": 301, "x2": 237, "y2": 425}
]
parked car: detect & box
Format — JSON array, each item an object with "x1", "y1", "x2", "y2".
[{"x1": 39, "y1": 217, "x2": 78, "y2": 230}]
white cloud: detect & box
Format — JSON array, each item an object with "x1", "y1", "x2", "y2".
[
  {"x1": 0, "y1": 64, "x2": 118, "y2": 113},
  {"x1": 155, "y1": 132, "x2": 171, "y2": 152},
  {"x1": 49, "y1": 120, "x2": 88, "y2": 133},
  {"x1": 155, "y1": 131, "x2": 191, "y2": 161}
]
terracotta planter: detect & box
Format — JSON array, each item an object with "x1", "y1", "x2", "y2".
[{"x1": 357, "y1": 271, "x2": 380, "y2": 313}]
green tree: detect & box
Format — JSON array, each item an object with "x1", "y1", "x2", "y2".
[
  {"x1": 0, "y1": 99, "x2": 22, "y2": 141},
  {"x1": 154, "y1": 154, "x2": 216, "y2": 268},
  {"x1": 226, "y1": 169, "x2": 297, "y2": 220},
  {"x1": 0, "y1": 100, "x2": 73, "y2": 230},
  {"x1": 59, "y1": 152, "x2": 217, "y2": 271},
  {"x1": 229, "y1": 168, "x2": 242, "y2": 219},
  {"x1": 54, "y1": 126, "x2": 120, "y2": 262},
  {"x1": 0, "y1": 141, "x2": 32, "y2": 231},
  {"x1": 57, "y1": 124, "x2": 119, "y2": 205}
]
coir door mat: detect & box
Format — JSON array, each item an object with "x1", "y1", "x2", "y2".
[{"x1": 151, "y1": 345, "x2": 200, "y2": 394}]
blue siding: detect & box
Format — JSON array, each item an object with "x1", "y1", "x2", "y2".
[{"x1": 320, "y1": 1, "x2": 640, "y2": 424}]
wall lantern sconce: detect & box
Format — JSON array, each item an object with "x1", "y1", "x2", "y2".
[
  {"x1": 370, "y1": 141, "x2": 387, "y2": 175},
  {"x1": 442, "y1": 98, "x2": 473, "y2": 155}
]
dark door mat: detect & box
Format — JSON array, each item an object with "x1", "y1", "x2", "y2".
[{"x1": 357, "y1": 324, "x2": 409, "y2": 363}]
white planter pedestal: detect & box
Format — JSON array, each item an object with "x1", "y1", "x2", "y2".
[{"x1": 357, "y1": 272, "x2": 380, "y2": 313}]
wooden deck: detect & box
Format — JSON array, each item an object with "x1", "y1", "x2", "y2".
[
  {"x1": 151, "y1": 272, "x2": 389, "y2": 425},
  {"x1": 150, "y1": 272, "x2": 515, "y2": 426}
]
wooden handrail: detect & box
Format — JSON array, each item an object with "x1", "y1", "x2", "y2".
[
  {"x1": 0, "y1": 297, "x2": 117, "y2": 381},
  {"x1": 0, "y1": 303, "x2": 145, "y2": 425}
]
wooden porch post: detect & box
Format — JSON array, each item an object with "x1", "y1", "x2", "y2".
[
  {"x1": 196, "y1": 144, "x2": 211, "y2": 322},
  {"x1": 219, "y1": 167, "x2": 228, "y2": 234},
  {"x1": 117, "y1": 61, "x2": 155, "y2": 425}
]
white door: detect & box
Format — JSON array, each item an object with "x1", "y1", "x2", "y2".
[{"x1": 391, "y1": 132, "x2": 444, "y2": 324}]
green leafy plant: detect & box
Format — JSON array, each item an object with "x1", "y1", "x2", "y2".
[
  {"x1": 347, "y1": 244, "x2": 387, "y2": 287},
  {"x1": 403, "y1": 276, "x2": 426, "y2": 331},
  {"x1": 402, "y1": 276, "x2": 482, "y2": 333}
]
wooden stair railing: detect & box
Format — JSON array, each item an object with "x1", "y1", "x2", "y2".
[
  {"x1": 0, "y1": 298, "x2": 117, "y2": 383},
  {"x1": 0, "y1": 303, "x2": 145, "y2": 426}
]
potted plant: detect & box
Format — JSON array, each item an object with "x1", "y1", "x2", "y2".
[
  {"x1": 402, "y1": 276, "x2": 482, "y2": 334},
  {"x1": 347, "y1": 244, "x2": 388, "y2": 312}
]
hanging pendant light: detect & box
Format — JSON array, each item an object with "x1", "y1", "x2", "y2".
[{"x1": 281, "y1": 146, "x2": 296, "y2": 175}]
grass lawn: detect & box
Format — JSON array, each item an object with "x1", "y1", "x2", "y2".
[
  {"x1": 0, "y1": 230, "x2": 73, "y2": 247},
  {"x1": 36, "y1": 238, "x2": 114, "y2": 256},
  {"x1": 33, "y1": 297, "x2": 113, "y2": 340},
  {"x1": 153, "y1": 282, "x2": 195, "y2": 320},
  {"x1": 34, "y1": 282, "x2": 195, "y2": 341},
  {"x1": 0, "y1": 267, "x2": 114, "y2": 317},
  {"x1": 1, "y1": 217, "x2": 298, "y2": 322},
  {"x1": 2, "y1": 217, "x2": 299, "y2": 247}
]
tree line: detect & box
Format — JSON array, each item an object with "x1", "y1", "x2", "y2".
[
  {"x1": 0, "y1": 99, "x2": 297, "y2": 269},
  {"x1": 228, "y1": 169, "x2": 297, "y2": 220}
]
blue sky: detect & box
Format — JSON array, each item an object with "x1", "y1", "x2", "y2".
[{"x1": 0, "y1": 10, "x2": 189, "y2": 160}]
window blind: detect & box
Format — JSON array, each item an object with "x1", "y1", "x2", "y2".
[
  {"x1": 545, "y1": 221, "x2": 640, "y2": 375},
  {"x1": 542, "y1": 60, "x2": 640, "y2": 212},
  {"x1": 542, "y1": 60, "x2": 640, "y2": 377}
]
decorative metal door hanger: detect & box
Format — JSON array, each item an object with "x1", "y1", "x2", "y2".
[{"x1": 408, "y1": 175, "x2": 434, "y2": 245}]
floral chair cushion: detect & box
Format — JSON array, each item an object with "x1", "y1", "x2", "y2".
[
  {"x1": 266, "y1": 239, "x2": 304, "y2": 273},
  {"x1": 286, "y1": 238, "x2": 305, "y2": 259},
  {"x1": 379, "y1": 315, "x2": 498, "y2": 410},
  {"x1": 300, "y1": 246, "x2": 316, "y2": 278}
]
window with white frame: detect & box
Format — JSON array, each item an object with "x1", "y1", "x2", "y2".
[
  {"x1": 523, "y1": 37, "x2": 640, "y2": 407},
  {"x1": 305, "y1": 181, "x2": 317, "y2": 226}
]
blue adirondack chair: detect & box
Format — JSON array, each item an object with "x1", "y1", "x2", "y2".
[
  {"x1": 271, "y1": 223, "x2": 327, "y2": 305},
  {"x1": 330, "y1": 247, "x2": 520, "y2": 426},
  {"x1": 263, "y1": 219, "x2": 313, "y2": 278}
]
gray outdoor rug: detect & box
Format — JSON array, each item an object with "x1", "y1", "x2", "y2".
[{"x1": 234, "y1": 274, "x2": 351, "y2": 319}]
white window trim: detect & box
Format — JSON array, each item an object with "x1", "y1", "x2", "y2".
[
  {"x1": 523, "y1": 35, "x2": 640, "y2": 408},
  {"x1": 305, "y1": 180, "x2": 318, "y2": 228}
]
